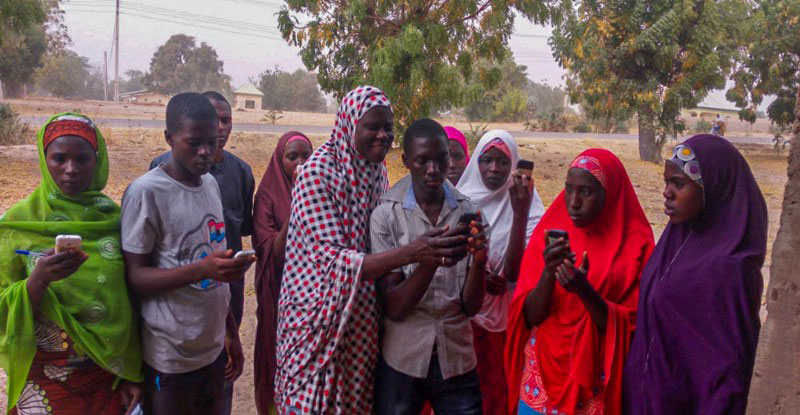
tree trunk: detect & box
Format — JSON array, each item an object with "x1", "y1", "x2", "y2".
[
  {"x1": 637, "y1": 106, "x2": 661, "y2": 162},
  {"x1": 746, "y1": 87, "x2": 800, "y2": 413}
]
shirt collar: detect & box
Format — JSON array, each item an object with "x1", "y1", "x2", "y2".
[{"x1": 402, "y1": 179, "x2": 459, "y2": 211}]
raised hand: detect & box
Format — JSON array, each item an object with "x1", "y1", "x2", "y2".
[
  {"x1": 542, "y1": 237, "x2": 574, "y2": 277},
  {"x1": 466, "y1": 217, "x2": 488, "y2": 264},
  {"x1": 555, "y1": 251, "x2": 590, "y2": 293},
  {"x1": 509, "y1": 171, "x2": 534, "y2": 217}
]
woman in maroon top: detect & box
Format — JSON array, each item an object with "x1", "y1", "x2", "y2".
[{"x1": 252, "y1": 131, "x2": 313, "y2": 414}]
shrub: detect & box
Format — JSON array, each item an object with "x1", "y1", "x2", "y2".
[
  {"x1": 572, "y1": 121, "x2": 592, "y2": 133},
  {"x1": 465, "y1": 122, "x2": 487, "y2": 151},
  {"x1": 0, "y1": 103, "x2": 31, "y2": 145},
  {"x1": 694, "y1": 120, "x2": 712, "y2": 133}
]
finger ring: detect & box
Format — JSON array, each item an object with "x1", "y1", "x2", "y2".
[{"x1": 441, "y1": 256, "x2": 446, "y2": 266}]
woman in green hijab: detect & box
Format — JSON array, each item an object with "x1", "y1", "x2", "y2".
[{"x1": 0, "y1": 113, "x2": 142, "y2": 414}]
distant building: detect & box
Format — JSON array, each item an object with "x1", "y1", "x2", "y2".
[
  {"x1": 233, "y1": 84, "x2": 264, "y2": 110},
  {"x1": 681, "y1": 105, "x2": 741, "y2": 120},
  {"x1": 118, "y1": 89, "x2": 170, "y2": 105}
]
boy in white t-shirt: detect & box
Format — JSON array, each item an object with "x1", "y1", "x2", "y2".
[{"x1": 121, "y1": 92, "x2": 254, "y2": 415}]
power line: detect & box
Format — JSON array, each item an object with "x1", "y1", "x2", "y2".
[
  {"x1": 65, "y1": 0, "x2": 283, "y2": 35},
  {"x1": 62, "y1": 5, "x2": 286, "y2": 40}
]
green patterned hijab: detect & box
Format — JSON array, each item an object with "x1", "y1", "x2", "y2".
[{"x1": 0, "y1": 113, "x2": 142, "y2": 411}]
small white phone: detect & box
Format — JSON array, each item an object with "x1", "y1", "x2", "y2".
[
  {"x1": 234, "y1": 249, "x2": 256, "y2": 259},
  {"x1": 55, "y1": 235, "x2": 82, "y2": 254}
]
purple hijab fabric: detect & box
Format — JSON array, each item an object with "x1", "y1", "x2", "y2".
[{"x1": 623, "y1": 135, "x2": 768, "y2": 415}]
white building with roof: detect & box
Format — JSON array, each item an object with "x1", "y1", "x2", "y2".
[{"x1": 233, "y1": 84, "x2": 264, "y2": 110}]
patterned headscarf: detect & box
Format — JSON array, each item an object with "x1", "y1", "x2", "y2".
[
  {"x1": 275, "y1": 86, "x2": 392, "y2": 413},
  {"x1": 42, "y1": 114, "x2": 99, "y2": 150},
  {"x1": 668, "y1": 144, "x2": 703, "y2": 186},
  {"x1": 571, "y1": 154, "x2": 608, "y2": 189}
]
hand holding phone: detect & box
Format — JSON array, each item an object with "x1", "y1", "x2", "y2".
[
  {"x1": 545, "y1": 229, "x2": 568, "y2": 246},
  {"x1": 457, "y1": 212, "x2": 481, "y2": 236},
  {"x1": 543, "y1": 229, "x2": 574, "y2": 276},
  {"x1": 516, "y1": 159, "x2": 534, "y2": 177},
  {"x1": 233, "y1": 249, "x2": 256, "y2": 259},
  {"x1": 55, "y1": 235, "x2": 82, "y2": 254}
]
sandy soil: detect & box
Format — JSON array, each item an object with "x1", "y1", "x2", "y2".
[{"x1": 0, "y1": 129, "x2": 789, "y2": 413}]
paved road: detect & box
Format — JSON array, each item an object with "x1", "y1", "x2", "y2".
[{"x1": 21, "y1": 116, "x2": 773, "y2": 145}]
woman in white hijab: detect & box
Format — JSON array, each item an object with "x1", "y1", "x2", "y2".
[{"x1": 456, "y1": 129, "x2": 545, "y2": 415}]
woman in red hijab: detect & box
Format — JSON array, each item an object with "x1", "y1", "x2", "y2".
[
  {"x1": 252, "y1": 131, "x2": 313, "y2": 414},
  {"x1": 505, "y1": 149, "x2": 654, "y2": 415}
]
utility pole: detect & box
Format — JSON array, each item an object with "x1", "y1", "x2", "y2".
[
  {"x1": 114, "y1": 0, "x2": 120, "y2": 102},
  {"x1": 103, "y1": 51, "x2": 108, "y2": 101}
]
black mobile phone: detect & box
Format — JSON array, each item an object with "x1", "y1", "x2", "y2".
[
  {"x1": 517, "y1": 159, "x2": 534, "y2": 174},
  {"x1": 458, "y1": 212, "x2": 481, "y2": 235},
  {"x1": 545, "y1": 229, "x2": 569, "y2": 246},
  {"x1": 458, "y1": 212, "x2": 480, "y2": 225}
]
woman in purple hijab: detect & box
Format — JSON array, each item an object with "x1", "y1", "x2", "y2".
[{"x1": 623, "y1": 134, "x2": 768, "y2": 414}]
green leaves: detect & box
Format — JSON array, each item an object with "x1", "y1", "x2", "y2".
[
  {"x1": 142, "y1": 34, "x2": 232, "y2": 96},
  {"x1": 276, "y1": 0, "x2": 554, "y2": 135},
  {"x1": 551, "y1": 0, "x2": 744, "y2": 160},
  {"x1": 727, "y1": 0, "x2": 798, "y2": 127},
  {"x1": 33, "y1": 50, "x2": 90, "y2": 98}
]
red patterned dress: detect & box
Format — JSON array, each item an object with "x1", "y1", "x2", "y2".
[
  {"x1": 274, "y1": 86, "x2": 391, "y2": 414},
  {"x1": 10, "y1": 319, "x2": 123, "y2": 415}
]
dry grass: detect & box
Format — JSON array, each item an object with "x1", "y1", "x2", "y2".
[{"x1": 0, "y1": 130, "x2": 789, "y2": 414}]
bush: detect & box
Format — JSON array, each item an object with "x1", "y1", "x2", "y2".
[
  {"x1": 465, "y1": 122, "x2": 487, "y2": 150},
  {"x1": 0, "y1": 103, "x2": 31, "y2": 145},
  {"x1": 572, "y1": 121, "x2": 592, "y2": 133},
  {"x1": 694, "y1": 120, "x2": 712, "y2": 133}
]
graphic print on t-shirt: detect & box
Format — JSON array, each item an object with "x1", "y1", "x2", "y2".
[{"x1": 177, "y1": 213, "x2": 226, "y2": 291}]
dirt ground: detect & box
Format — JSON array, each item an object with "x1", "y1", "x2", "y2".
[{"x1": 0, "y1": 128, "x2": 789, "y2": 413}]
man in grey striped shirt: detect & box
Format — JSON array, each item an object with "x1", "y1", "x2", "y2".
[{"x1": 370, "y1": 119, "x2": 488, "y2": 415}]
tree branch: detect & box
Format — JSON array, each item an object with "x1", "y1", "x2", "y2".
[{"x1": 450, "y1": 0, "x2": 493, "y2": 26}]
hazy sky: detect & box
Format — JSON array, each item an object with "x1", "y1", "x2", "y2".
[{"x1": 61, "y1": 0, "x2": 741, "y2": 109}]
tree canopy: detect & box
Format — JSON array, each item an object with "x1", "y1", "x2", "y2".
[
  {"x1": 0, "y1": 23, "x2": 47, "y2": 97},
  {"x1": 253, "y1": 67, "x2": 327, "y2": 112},
  {"x1": 727, "y1": 0, "x2": 799, "y2": 129},
  {"x1": 33, "y1": 50, "x2": 90, "y2": 98},
  {"x1": 550, "y1": 0, "x2": 746, "y2": 161},
  {"x1": 143, "y1": 34, "x2": 232, "y2": 96},
  {"x1": 462, "y1": 56, "x2": 565, "y2": 122},
  {"x1": 277, "y1": 0, "x2": 557, "y2": 131},
  {"x1": 0, "y1": 0, "x2": 68, "y2": 97},
  {"x1": 0, "y1": 0, "x2": 45, "y2": 34}
]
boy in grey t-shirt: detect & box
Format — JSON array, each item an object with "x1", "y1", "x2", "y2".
[{"x1": 121, "y1": 93, "x2": 254, "y2": 415}]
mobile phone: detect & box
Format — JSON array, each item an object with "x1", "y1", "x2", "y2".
[
  {"x1": 545, "y1": 229, "x2": 568, "y2": 246},
  {"x1": 55, "y1": 235, "x2": 82, "y2": 254},
  {"x1": 234, "y1": 249, "x2": 256, "y2": 259},
  {"x1": 458, "y1": 213, "x2": 480, "y2": 226},
  {"x1": 517, "y1": 159, "x2": 535, "y2": 177},
  {"x1": 458, "y1": 212, "x2": 481, "y2": 235}
]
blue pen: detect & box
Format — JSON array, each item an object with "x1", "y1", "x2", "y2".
[{"x1": 15, "y1": 250, "x2": 47, "y2": 257}]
